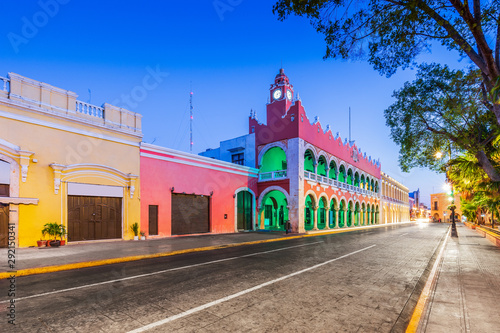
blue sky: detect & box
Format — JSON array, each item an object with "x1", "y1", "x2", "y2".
[{"x1": 1, "y1": 0, "x2": 471, "y2": 205}]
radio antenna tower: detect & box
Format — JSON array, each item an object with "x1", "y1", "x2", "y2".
[{"x1": 190, "y1": 83, "x2": 193, "y2": 153}]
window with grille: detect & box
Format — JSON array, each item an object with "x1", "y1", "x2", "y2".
[{"x1": 232, "y1": 153, "x2": 244, "y2": 165}]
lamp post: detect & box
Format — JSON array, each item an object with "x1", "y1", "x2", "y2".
[{"x1": 435, "y1": 150, "x2": 458, "y2": 237}]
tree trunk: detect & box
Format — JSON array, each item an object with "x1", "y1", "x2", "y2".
[
  {"x1": 494, "y1": 103, "x2": 500, "y2": 126},
  {"x1": 475, "y1": 150, "x2": 500, "y2": 182}
]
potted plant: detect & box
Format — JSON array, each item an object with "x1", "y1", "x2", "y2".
[
  {"x1": 59, "y1": 224, "x2": 68, "y2": 246},
  {"x1": 131, "y1": 222, "x2": 139, "y2": 240},
  {"x1": 36, "y1": 239, "x2": 47, "y2": 247},
  {"x1": 140, "y1": 231, "x2": 146, "y2": 240},
  {"x1": 41, "y1": 222, "x2": 62, "y2": 247}
]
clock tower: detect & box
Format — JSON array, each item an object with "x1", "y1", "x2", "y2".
[{"x1": 269, "y1": 68, "x2": 294, "y2": 109}]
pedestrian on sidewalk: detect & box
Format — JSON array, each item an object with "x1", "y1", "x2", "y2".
[{"x1": 285, "y1": 220, "x2": 292, "y2": 234}]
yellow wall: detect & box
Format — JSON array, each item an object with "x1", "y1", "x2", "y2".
[{"x1": 0, "y1": 73, "x2": 142, "y2": 247}]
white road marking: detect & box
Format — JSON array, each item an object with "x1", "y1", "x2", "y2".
[
  {"x1": 127, "y1": 244, "x2": 376, "y2": 333},
  {"x1": 400, "y1": 233, "x2": 409, "y2": 236},
  {"x1": 0, "y1": 241, "x2": 322, "y2": 304}
]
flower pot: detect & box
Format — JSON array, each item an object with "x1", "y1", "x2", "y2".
[
  {"x1": 133, "y1": 236, "x2": 139, "y2": 241},
  {"x1": 37, "y1": 240, "x2": 47, "y2": 247},
  {"x1": 140, "y1": 236, "x2": 146, "y2": 240},
  {"x1": 60, "y1": 240, "x2": 66, "y2": 246},
  {"x1": 47, "y1": 240, "x2": 60, "y2": 247}
]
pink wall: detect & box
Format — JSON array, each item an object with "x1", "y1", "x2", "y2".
[
  {"x1": 140, "y1": 146, "x2": 258, "y2": 237},
  {"x1": 250, "y1": 98, "x2": 381, "y2": 179}
]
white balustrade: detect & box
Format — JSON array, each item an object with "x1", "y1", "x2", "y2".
[
  {"x1": 0, "y1": 76, "x2": 9, "y2": 92},
  {"x1": 75, "y1": 100, "x2": 104, "y2": 118},
  {"x1": 259, "y1": 170, "x2": 287, "y2": 181}
]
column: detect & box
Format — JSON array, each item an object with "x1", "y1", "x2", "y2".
[
  {"x1": 334, "y1": 209, "x2": 339, "y2": 228},
  {"x1": 362, "y1": 208, "x2": 366, "y2": 225},
  {"x1": 325, "y1": 207, "x2": 330, "y2": 229},
  {"x1": 313, "y1": 206, "x2": 318, "y2": 230},
  {"x1": 350, "y1": 210, "x2": 354, "y2": 227},
  {"x1": 259, "y1": 208, "x2": 265, "y2": 229}
]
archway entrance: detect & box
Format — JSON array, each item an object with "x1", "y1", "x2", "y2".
[
  {"x1": 339, "y1": 200, "x2": 346, "y2": 228},
  {"x1": 261, "y1": 190, "x2": 288, "y2": 231},
  {"x1": 236, "y1": 191, "x2": 253, "y2": 230},
  {"x1": 304, "y1": 194, "x2": 315, "y2": 231}
]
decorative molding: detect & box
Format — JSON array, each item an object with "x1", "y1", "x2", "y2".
[{"x1": 18, "y1": 150, "x2": 34, "y2": 182}]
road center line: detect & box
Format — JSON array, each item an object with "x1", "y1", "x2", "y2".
[
  {"x1": 0, "y1": 241, "x2": 322, "y2": 304},
  {"x1": 127, "y1": 244, "x2": 376, "y2": 333}
]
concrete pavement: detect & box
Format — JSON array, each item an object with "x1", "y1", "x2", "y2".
[
  {"x1": 414, "y1": 223, "x2": 500, "y2": 332},
  {"x1": 2, "y1": 222, "x2": 500, "y2": 332},
  {"x1": 0, "y1": 222, "x2": 411, "y2": 278}
]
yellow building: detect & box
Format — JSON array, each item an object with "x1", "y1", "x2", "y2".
[
  {"x1": 380, "y1": 172, "x2": 410, "y2": 224},
  {"x1": 430, "y1": 192, "x2": 462, "y2": 222},
  {"x1": 0, "y1": 73, "x2": 142, "y2": 247}
]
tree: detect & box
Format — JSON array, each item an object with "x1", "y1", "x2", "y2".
[
  {"x1": 274, "y1": 0, "x2": 499, "y2": 115},
  {"x1": 385, "y1": 63, "x2": 500, "y2": 180},
  {"x1": 448, "y1": 150, "x2": 500, "y2": 226}
]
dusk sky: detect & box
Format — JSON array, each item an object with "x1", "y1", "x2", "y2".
[{"x1": 1, "y1": 0, "x2": 471, "y2": 205}]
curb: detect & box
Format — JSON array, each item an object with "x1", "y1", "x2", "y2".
[
  {"x1": 463, "y1": 222, "x2": 500, "y2": 248},
  {"x1": 0, "y1": 222, "x2": 415, "y2": 280},
  {"x1": 405, "y1": 227, "x2": 450, "y2": 333}
]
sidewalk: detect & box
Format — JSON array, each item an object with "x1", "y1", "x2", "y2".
[{"x1": 418, "y1": 223, "x2": 500, "y2": 332}]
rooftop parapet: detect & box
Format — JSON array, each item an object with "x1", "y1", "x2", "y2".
[{"x1": 1, "y1": 73, "x2": 142, "y2": 137}]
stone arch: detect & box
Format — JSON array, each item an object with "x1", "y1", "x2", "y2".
[
  {"x1": 317, "y1": 155, "x2": 328, "y2": 176},
  {"x1": 347, "y1": 168, "x2": 354, "y2": 185},
  {"x1": 303, "y1": 143, "x2": 318, "y2": 161},
  {"x1": 258, "y1": 186, "x2": 290, "y2": 209},
  {"x1": 257, "y1": 141, "x2": 288, "y2": 167},
  {"x1": 258, "y1": 188, "x2": 290, "y2": 231}
]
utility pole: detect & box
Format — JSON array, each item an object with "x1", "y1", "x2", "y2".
[{"x1": 190, "y1": 84, "x2": 193, "y2": 153}]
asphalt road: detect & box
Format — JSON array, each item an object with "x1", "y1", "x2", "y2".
[{"x1": 0, "y1": 223, "x2": 448, "y2": 332}]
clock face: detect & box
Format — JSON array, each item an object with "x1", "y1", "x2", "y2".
[
  {"x1": 286, "y1": 90, "x2": 292, "y2": 101},
  {"x1": 273, "y1": 89, "x2": 282, "y2": 100}
]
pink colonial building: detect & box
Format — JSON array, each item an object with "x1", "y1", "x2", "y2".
[
  {"x1": 248, "y1": 69, "x2": 381, "y2": 233},
  {"x1": 141, "y1": 69, "x2": 403, "y2": 238},
  {"x1": 140, "y1": 144, "x2": 258, "y2": 236}
]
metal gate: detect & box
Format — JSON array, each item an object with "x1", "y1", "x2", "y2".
[
  {"x1": 171, "y1": 193, "x2": 209, "y2": 235},
  {"x1": 68, "y1": 196, "x2": 122, "y2": 241}
]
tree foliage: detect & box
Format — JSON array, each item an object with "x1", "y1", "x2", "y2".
[
  {"x1": 384, "y1": 63, "x2": 500, "y2": 180},
  {"x1": 273, "y1": 0, "x2": 500, "y2": 122}
]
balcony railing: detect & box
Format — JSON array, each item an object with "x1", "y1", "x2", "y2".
[
  {"x1": 259, "y1": 170, "x2": 287, "y2": 181},
  {"x1": 0, "y1": 76, "x2": 9, "y2": 92},
  {"x1": 304, "y1": 171, "x2": 379, "y2": 197},
  {"x1": 75, "y1": 100, "x2": 104, "y2": 118},
  {"x1": 382, "y1": 195, "x2": 408, "y2": 204}
]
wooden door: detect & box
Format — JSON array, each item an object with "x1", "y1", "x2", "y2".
[
  {"x1": 0, "y1": 204, "x2": 8, "y2": 248},
  {"x1": 68, "y1": 196, "x2": 122, "y2": 241},
  {"x1": 149, "y1": 205, "x2": 158, "y2": 235}
]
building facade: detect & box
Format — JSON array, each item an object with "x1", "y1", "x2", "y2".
[
  {"x1": 430, "y1": 192, "x2": 462, "y2": 222},
  {"x1": 0, "y1": 73, "x2": 142, "y2": 247},
  {"x1": 140, "y1": 144, "x2": 258, "y2": 236},
  {"x1": 380, "y1": 172, "x2": 410, "y2": 224},
  {"x1": 200, "y1": 133, "x2": 255, "y2": 168},
  {"x1": 204, "y1": 69, "x2": 412, "y2": 233}
]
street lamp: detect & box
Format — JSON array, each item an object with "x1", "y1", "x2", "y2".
[{"x1": 436, "y1": 148, "x2": 458, "y2": 237}]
